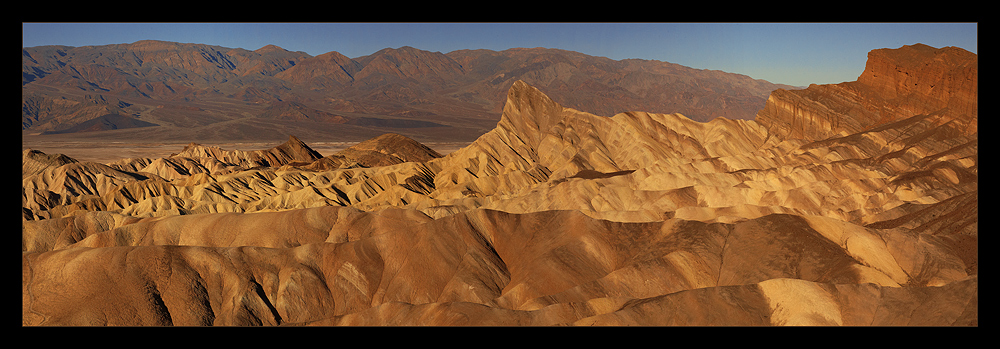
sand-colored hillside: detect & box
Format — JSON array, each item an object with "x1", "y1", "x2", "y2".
[
  {"x1": 23, "y1": 81, "x2": 974, "y2": 227},
  {"x1": 23, "y1": 208, "x2": 975, "y2": 326},
  {"x1": 22, "y1": 44, "x2": 976, "y2": 326}
]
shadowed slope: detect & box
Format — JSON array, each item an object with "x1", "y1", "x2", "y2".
[
  {"x1": 40, "y1": 114, "x2": 159, "y2": 135},
  {"x1": 291, "y1": 133, "x2": 444, "y2": 171},
  {"x1": 23, "y1": 208, "x2": 975, "y2": 326},
  {"x1": 173, "y1": 135, "x2": 322, "y2": 169}
]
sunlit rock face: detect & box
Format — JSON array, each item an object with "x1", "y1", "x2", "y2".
[
  {"x1": 22, "y1": 44, "x2": 976, "y2": 326},
  {"x1": 755, "y1": 43, "x2": 977, "y2": 141}
]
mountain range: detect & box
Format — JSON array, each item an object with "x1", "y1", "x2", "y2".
[
  {"x1": 22, "y1": 43, "x2": 977, "y2": 326},
  {"x1": 22, "y1": 40, "x2": 799, "y2": 142}
]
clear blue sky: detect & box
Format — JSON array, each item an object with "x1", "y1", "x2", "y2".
[{"x1": 22, "y1": 22, "x2": 977, "y2": 87}]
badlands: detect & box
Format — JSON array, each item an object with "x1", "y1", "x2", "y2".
[{"x1": 22, "y1": 44, "x2": 977, "y2": 326}]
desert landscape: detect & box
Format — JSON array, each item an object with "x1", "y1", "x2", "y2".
[{"x1": 22, "y1": 41, "x2": 976, "y2": 326}]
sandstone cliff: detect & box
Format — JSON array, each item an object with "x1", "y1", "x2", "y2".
[{"x1": 755, "y1": 44, "x2": 977, "y2": 140}]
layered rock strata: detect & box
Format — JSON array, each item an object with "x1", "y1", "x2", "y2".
[{"x1": 755, "y1": 44, "x2": 977, "y2": 140}]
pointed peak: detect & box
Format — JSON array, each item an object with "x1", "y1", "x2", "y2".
[
  {"x1": 255, "y1": 44, "x2": 287, "y2": 53},
  {"x1": 282, "y1": 135, "x2": 311, "y2": 148},
  {"x1": 23, "y1": 148, "x2": 79, "y2": 165},
  {"x1": 511, "y1": 79, "x2": 530, "y2": 89},
  {"x1": 316, "y1": 50, "x2": 349, "y2": 58},
  {"x1": 504, "y1": 80, "x2": 560, "y2": 115},
  {"x1": 277, "y1": 135, "x2": 323, "y2": 161},
  {"x1": 339, "y1": 132, "x2": 443, "y2": 166},
  {"x1": 497, "y1": 80, "x2": 564, "y2": 148},
  {"x1": 313, "y1": 50, "x2": 356, "y2": 65}
]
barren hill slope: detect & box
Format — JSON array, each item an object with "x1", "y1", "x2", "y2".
[
  {"x1": 40, "y1": 114, "x2": 159, "y2": 134},
  {"x1": 22, "y1": 44, "x2": 976, "y2": 326},
  {"x1": 22, "y1": 41, "x2": 798, "y2": 143},
  {"x1": 23, "y1": 207, "x2": 976, "y2": 326}
]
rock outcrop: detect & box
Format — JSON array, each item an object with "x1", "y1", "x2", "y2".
[
  {"x1": 22, "y1": 44, "x2": 976, "y2": 326},
  {"x1": 172, "y1": 135, "x2": 323, "y2": 169},
  {"x1": 755, "y1": 44, "x2": 977, "y2": 140}
]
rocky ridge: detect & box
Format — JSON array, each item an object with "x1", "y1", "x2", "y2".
[
  {"x1": 22, "y1": 41, "x2": 800, "y2": 142},
  {"x1": 755, "y1": 44, "x2": 977, "y2": 140},
  {"x1": 22, "y1": 44, "x2": 976, "y2": 326}
]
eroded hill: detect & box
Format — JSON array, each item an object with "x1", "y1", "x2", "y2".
[{"x1": 22, "y1": 44, "x2": 976, "y2": 326}]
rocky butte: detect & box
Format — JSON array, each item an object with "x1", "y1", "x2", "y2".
[
  {"x1": 755, "y1": 43, "x2": 977, "y2": 141},
  {"x1": 22, "y1": 44, "x2": 976, "y2": 326}
]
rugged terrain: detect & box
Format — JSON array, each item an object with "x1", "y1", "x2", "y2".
[
  {"x1": 22, "y1": 41, "x2": 798, "y2": 143},
  {"x1": 22, "y1": 44, "x2": 976, "y2": 326}
]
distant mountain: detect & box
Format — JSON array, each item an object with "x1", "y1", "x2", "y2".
[
  {"x1": 258, "y1": 101, "x2": 350, "y2": 123},
  {"x1": 40, "y1": 114, "x2": 158, "y2": 135},
  {"x1": 22, "y1": 40, "x2": 801, "y2": 142},
  {"x1": 446, "y1": 47, "x2": 799, "y2": 120}
]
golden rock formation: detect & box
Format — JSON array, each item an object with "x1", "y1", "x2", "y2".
[{"x1": 22, "y1": 44, "x2": 976, "y2": 326}]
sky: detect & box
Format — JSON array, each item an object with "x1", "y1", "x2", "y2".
[{"x1": 22, "y1": 22, "x2": 978, "y2": 87}]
